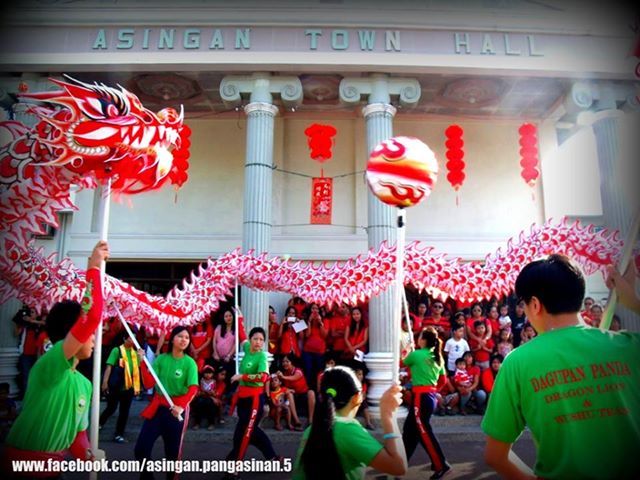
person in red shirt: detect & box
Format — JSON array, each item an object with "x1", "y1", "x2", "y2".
[
  {"x1": 344, "y1": 307, "x2": 368, "y2": 361},
  {"x1": 424, "y1": 301, "x2": 451, "y2": 342},
  {"x1": 486, "y1": 305, "x2": 501, "y2": 344},
  {"x1": 480, "y1": 354, "x2": 503, "y2": 399},
  {"x1": 466, "y1": 303, "x2": 492, "y2": 346},
  {"x1": 278, "y1": 306, "x2": 302, "y2": 363},
  {"x1": 12, "y1": 306, "x2": 45, "y2": 400},
  {"x1": 290, "y1": 296, "x2": 307, "y2": 319},
  {"x1": 588, "y1": 303, "x2": 604, "y2": 328},
  {"x1": 316, "y1": 354, "x2": 337, "y2": 392},
  {"x1": 328, "y1": 303, "x2": 351, "y2": 356},
  {"x1": 468, "y1": 321, "x2": 494, "y2": 370},
  {"x1": 410, "y1": 302, "x2": 429, "y2": 336},
  {"x1": 579, "y1": 296, "x2": 595, "y2": 324},
  {"x1": 268, "y1": 375, "x2": 294, "y2": 431},
  {"x1": 267, "y1": 306, "x2": 280, "y2": 356},
  {"x1": 189, "y1": 317, "x2": 214, "y2": 372},
  {"x1": 302, "y1": 303, "x2": 328, "y2": 390},
  {"x1": 277, "y1": 355, "x2": 314, "y2": 428},
  {"x1": 460, "y1": 351, "x2": 487, "y2": 414},
  {"x1": 354, "y1": 367, "x2": 375, "y2": 430}
]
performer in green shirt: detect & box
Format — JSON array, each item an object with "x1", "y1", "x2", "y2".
[
  {"x1": 402, "y1": 327, "x2": 451, "y2": 479},
  {"x1": 3, "y1": 241, "x2": 110, "y2": 476},
  {"x1": 293, "y1": 365, "x2": 407, "y2": 480},
  {"x1": 225, "y1": 327, "x2": 279, "y2": 466},
  {"x1": 483, "y1": 254, "x2": 640, "y2": 479},
  {"x1": 134, "y1": 325, "x2": 199, "y2": 480}
]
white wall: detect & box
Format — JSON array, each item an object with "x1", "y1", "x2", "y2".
[{"x1": 54, "y1": 114, "x2": 550, "y2": 269}]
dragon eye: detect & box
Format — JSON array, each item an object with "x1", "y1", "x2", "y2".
[{"x1": 80, "y1": 95, "x2": 128, "y2": 120}]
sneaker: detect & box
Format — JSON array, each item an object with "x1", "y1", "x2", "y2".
[
  {"x1": 207, "y1": 424, "x2": 215, "y2": 431},
  {"x1": 430, "y1": 462, "x2": 452, "y2": 479},
  {"x1": 114, "y1": 436, "x2": 126, "y2": 444}
]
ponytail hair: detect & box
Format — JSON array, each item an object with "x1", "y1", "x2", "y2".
[
  {"x1": 419, "y1": 327, "x2": 443, "y2": 367},
  {"x1": 300, "y1": 366, "x2": 361, "y2": 480}
]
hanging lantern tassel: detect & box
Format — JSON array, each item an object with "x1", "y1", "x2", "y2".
[
  {"x1": 445, "y1": 124, "x2": 466, "y2": 206},
  {"x1": 518, "y1": 123, "x2": 540, "y2": 200}
]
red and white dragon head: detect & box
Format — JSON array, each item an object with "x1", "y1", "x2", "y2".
[{"x1": 4, "y1": 74, "x2": 190, "y2": 194}]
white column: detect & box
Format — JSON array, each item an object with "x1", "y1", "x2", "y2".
[
  {"x1": 220, "y1": 74, "x2": 302, "y2": 335},
  {"x1": 339, "y1": 75, "x2": 421, "y2": 407}
]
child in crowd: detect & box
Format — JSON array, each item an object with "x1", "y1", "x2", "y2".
[
  {"x1": 0, "y1": 383, "x2": 17, "y2": 442},
  {"x1": 498, "y1": 304, "x2": 512, "y2": 335},
  {"x1": 444, "y1": 325, "x2": 470, "y2": 376},
  {"x1": 452, "y1": 358, "x2": 473, "y2": 415},
  {"x1": 486, "y1": 306, "x2": 501, "y2": 344},
  {"x1": 212, "y1": 366, "x2": 227, "y2": 425},
  {"x1": 400, "y1": 315, "x2": 413, "y2": 361},
  {"x1": 435, "y1": 376, "x2": 459, "y2": 416},
  {"x1": 317, "y1": 354, "x2": 337, "y2": 392},
  {"x1": 192, "y1": 365, "x2": 218, "y2": 430},
  {"x1": 450, "y1": 311, "x2": 466, "y2": 332},
  {"x1": 589, "y1": 304, "x2": 604, "y2": 328},
  {"x1": 399, "y1": 370, "x2": 412, "y2": 408},
  {"x1": 496, "y1": 328, "x2": 514, "y2": 358},
  {"x1": 511, "y1": 300, "x2": 527, "y2": 348},
  {"x1": 579, "y1": 296, "x2": 595, "y2": 324},
  {"x1": 466, "y1": 304, "x2": 492, "y2": 344},
  {"x1": 610, "y1": 315, "x2": 622, "y2": 332},
  {"x1": 520, "y1": 323, "x2": 537, "y2": 344},
  {"x1": 469, "y1": 321, "x2": 494, "y2": 370},
  {"x1": 269, "y1": 374, "x2": 293, "y2": 431},
  {"x1": 354, "y1": 367, "x2": 375, "y2": 430},
  {"x1": 480, "y1": 354, "x2": 503, "y2": 400},
  {"x1": 457, "y1": 353, "x2": 487, "y2": 415}
]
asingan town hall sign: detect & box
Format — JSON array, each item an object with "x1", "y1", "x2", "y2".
[{"x1": 91, "y1": 27, "x2": 545, "y2": 57}]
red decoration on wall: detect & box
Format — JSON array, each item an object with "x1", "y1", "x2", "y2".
[
  {"x1": 518, "y1": 123, "x2": 540, "y2": 189},
  {"x1": 444, "y1": 125, "x2": 466, "y2": 198},
  {"x1": 304, "y1": 124, "x2": 337, "y2": 164},
  {"x1": 310, "y1": 177, "x2": 333, "y2": 224}
]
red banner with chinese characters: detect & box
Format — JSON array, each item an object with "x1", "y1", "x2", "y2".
[{"x1": 310, "y1": 177, "x2": 333, "y2": 224}]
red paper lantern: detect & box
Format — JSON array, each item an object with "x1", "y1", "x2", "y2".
[
  {"x1": 444, "y1": 125, "x2": 465, "y2": 192},
  {"x1": 304, "y1": 124, "x2": 337, "y2": 163},
  {"x1": 518, "y1": 123, "x2": 539, "y2": 187}
]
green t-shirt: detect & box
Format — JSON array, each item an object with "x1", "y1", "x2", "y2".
[
  {"x1": 239, "y1": 341, "x2": 268, "y2": 387},
  {"x1": 293, "y1": 416, "x2": 383, "y2": 480},
  {"x1": 106, "y1": 345, "x2": 140, "y2": 391},
  {"x1": 6, "y1": 341, "x2": 92, "y2": 452},
  {"x1": 403, "y1": 348, "x2": 445, "y2": 386},
  {"x1": 482, "y1": 325, "x2": 640, "y2": 479},
  {"x1": 152, "y1": 352, "x2": 198, "y2": 396}
]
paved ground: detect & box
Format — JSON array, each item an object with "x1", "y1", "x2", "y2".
[{"x1": 60, "y1": 399, "x2": 537, "y2": 479}]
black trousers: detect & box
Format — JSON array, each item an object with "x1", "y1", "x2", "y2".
[
  {"x1": 226, "y1": 394, "x2": 276, "y2": 461},
  {"x1": 99, "y1": 388, "x2": 135, "y2": 436},
  {"x1": 134, "y1": 406, "x2": 189, "y2": 480},
  {"x1": 402, "y1": 391, "x2": 447, "y2": 471}
]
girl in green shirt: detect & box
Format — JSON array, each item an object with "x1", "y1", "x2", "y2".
[
  {"x1": 294, "y1": 365, "x2": 407, "y2": 480},
  {"x1": 402, "y1": 327, "x2": 452, "y2": 479}
]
